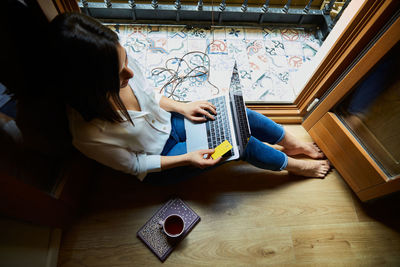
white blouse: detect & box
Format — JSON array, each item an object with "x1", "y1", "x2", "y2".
[{"x1": 68, "y1": 58, "x2": 172, "y2": 181}]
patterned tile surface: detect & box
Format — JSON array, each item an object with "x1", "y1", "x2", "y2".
[{"x1": 108, "y1": 24, "x2": 321, "y2": 103}]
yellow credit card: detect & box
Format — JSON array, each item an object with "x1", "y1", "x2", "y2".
[{"x1": 211, "y1": 140, "x2": 233, "y2": 159}]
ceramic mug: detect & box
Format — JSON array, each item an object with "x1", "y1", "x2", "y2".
[{"x1": 159, "y1": 214, "x2": 185, "y2": 238}]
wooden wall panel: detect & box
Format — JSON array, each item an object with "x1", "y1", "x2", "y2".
[
  {"x1": 308, "y1": 112, "x2": 387, "y2": 194},
  {"x1": 358, "y1": 176, "x2": 400, "y2": 202}
]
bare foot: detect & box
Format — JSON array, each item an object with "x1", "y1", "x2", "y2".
[
  {"x1": 286, "y1": 158, "x2": 330, "y2": 178},
  {"x1": 283, "y1": 142, "x2": 325, "y2": 159}
]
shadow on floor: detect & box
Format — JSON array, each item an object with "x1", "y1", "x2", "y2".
[
  {"x1": 76, "y1": 161, "x2": 400, "y2": 235},
  {"x1": 81, "y1": 160, "x2": 306, "y2": 212},
  {"x1": 352, "y1": 191, "x2": 400, "y2": 233}
]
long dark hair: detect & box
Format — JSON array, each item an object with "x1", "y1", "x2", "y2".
[{"x1": 49, "y1": 12, "x2": 132, "y2": 124}]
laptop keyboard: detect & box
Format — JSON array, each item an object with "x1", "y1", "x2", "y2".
[
  {"x1": 206, "y1": 96, "x2": 233, "y2": 157},
  {"x1": 233, "y1": 94, "x2": 251, "y2": 148}
]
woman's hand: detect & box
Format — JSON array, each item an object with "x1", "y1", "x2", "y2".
[
  {"x1": 187, "y1": 149, "x2": 221, "y2": 169},
  {"x1": 181, "y1": 101, "x2": 217, "y2": 122},
  {"x1": 161, "y1": 149, "x2": 222, "y2": 171},
  {"x1": 159, "y1": 96, "x2": 217, "y2": 122}
]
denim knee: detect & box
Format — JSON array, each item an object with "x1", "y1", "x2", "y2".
[
  {"x1": 242, "y1": 136, "x2": 288, "y2": 171},
  {"x1": 161, "y1": 113, "x2": 187, "y2": 156},
  {"x1": 246, "y1": 108, "x2": 285, "y2": 144}
]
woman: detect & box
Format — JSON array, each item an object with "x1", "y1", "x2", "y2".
[{"x1": 50, "y1": 13, "x2": 330, "y2": 182}]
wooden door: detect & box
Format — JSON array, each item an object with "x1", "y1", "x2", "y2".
[{"x1": 302, "y1": 12, "x2": 400, "y2": 202}]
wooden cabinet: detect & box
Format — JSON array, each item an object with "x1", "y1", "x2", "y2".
[{"x1": 303, "y1": 11, "x2": 400, "y2": 201}]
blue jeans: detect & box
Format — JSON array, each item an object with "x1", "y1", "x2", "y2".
[{"x1": 160, "y1": 109, "x2": 288, "y2": 169}]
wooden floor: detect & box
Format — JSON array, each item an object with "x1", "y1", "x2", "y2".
[{"x1": 57, "y1": 125, "x2": 400, "y2": 266}]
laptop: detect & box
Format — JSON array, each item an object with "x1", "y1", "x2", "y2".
[{"x1": 184, "y1": 69, "x2": 251, "y2": 161}]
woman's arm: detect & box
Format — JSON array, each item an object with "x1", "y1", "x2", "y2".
[
  {"x1": 159, "y1": 96, "x2": 217, "y2": 122},
  {"x1": 159, "y1": 95, "x2": 185, "y2": 114},
  {"x1": 161, "y1": 149, "x2": 221, "y2": 170},
  {"x1": 158, "y1": 97, "x2": 221, "y2": 169},
  {"x1": 74, "y1": 139, "x2": 221, "y2": 181}
]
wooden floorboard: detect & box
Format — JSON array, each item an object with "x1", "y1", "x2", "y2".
[{"x1": 57, "y1": 125, "x2": 400, "y2": 266}]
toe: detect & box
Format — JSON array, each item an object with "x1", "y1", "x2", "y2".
[{"x1": 313, "y1": 143, "x2": 321, "y2": 150}]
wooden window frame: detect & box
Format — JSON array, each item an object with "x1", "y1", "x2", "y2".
[
  {"x1": 248, "y1": 0, "x2": 399, "y2": 123},
  {"x1": 52, "y1": 0, "x2": 80, "y2": 13},
  {"x1": 37, "y1": 0, "x2": 79, "y2": 21},
  {"x1": 303, "y1": 11, "x2": 400, "y2": 131}
]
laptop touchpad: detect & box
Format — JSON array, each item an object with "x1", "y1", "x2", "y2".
[{"x1": 184, "y1": 119, "x2": 209, "y2": 152}]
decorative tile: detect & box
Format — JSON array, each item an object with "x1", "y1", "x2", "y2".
[
  {"x1": 264, "y1": 39, "x2": 285, "y2": 56},
  {"x1": 160, "y1": 53, "x2": 185, "y2": 72},
  {"x1": 289, "y1": 70, "x2": 305, "y2": 96},
  {"x1": 226, "y1": 27, "x2": 245, "y2": 40},
  {"x1": 167, "y1": 26, "x2": 188, "y2": 39},
  {"x1": 124, "y1": 37, "x2": 148, "y2": 54},
  {"x1": 280, "y1": 28, "x2": 300, "y2": 42},
  {"x1": 185, "y1": 85, "x2": 216, "y2": 102},
  {"x1": 246, "y1": 39, "x2": 265, "y2": 57},
  {"x1": 208, "y1": 54, "x2": 235, "y2": 73},
  {"x1": 211, "y1": 27, "x2": 226, "y2": 39},
  {"x1": 244, "y1": 27, "x2": 264, "y2": 39},
  {"x1": 283, "y1": 41, "x2": 303, "y2": 56},
  {"x1": 249, "y1": 70, "x2": 295, "y2": 102},
  {"x1": 147, "y1": 25, "x2": 168, "y2": 38},
  {"x1": 306, "y1": 38, "x2": 321, "y2": 50},
  {"x1": 207, "y1": 39, "x2": 228, "y2": 55},
  {"x1": 146, "y1": 53, "x2": 168, "y2": 75},
  {"x1": 287, "y1": 55, "x2": 305, "y2": 69},
  {"x1": 303, "y1": 43, "x2": 318, "y2": 62},
  {"x1": 265, "y1": 27, "x2": 282, "y2": 41},
  {"x1": 126, "y1": 25, "x2": 147, "y2": 39},
  {"x1": 227, "y1": 39, "x2": 246, "y2": 57},
  {"x1": 123, "y1": 41, "x2": 146, "y2": 65},
  {"x1": 249, "y1": 72, "x2": 276, "y2": 100},
  {"x1": 186, "y1": 27, "x2": 211, "y2": 39},
  {"x1": 147, "y1": 38, "x2": 169, "y2": 54},
  {"x1": 209, "y1": 70, "x2": 233, "y2": 96},
  {"x1": 187, "y1": 39, "x2": 207, "y2": 53},
  {"x1": 267, "y1": 55, "x2": 289, "y2": 69},
  {"x1": 167, "y1": 86, "x2": 190, "y2": 101},
  {"x1": 167, "y1": 38, "x2": 187, "y2": 54},
  {"x1": 117, "y1": 23, "x2": 321, "y2": 103},
  {"x1": 262, "y1": 26, "x2": 274, "y2": 40},
  {"x1": 298, "y1": 29, "x2": 317, "y2": 42},
  {"x1": 208, "y1": 54, "x2": 235, "y2": 94},
  {"x1": 184, "y1": 52, "x2": 210, "y2": 70},
  {"x1": 246, "y1": 41, "x2": 267, "y2": 74}
]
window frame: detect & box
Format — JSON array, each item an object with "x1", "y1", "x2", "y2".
[
  {"x1": 248, "y1": 0, "x2": 398, "y2": 123},
  {"x1": 42, "y1": 0, "x2": 398, "y2": 123}
]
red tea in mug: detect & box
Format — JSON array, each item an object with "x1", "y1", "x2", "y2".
[{"x1": 164, "y1": 215, "x2": 184, "y2": 237}]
